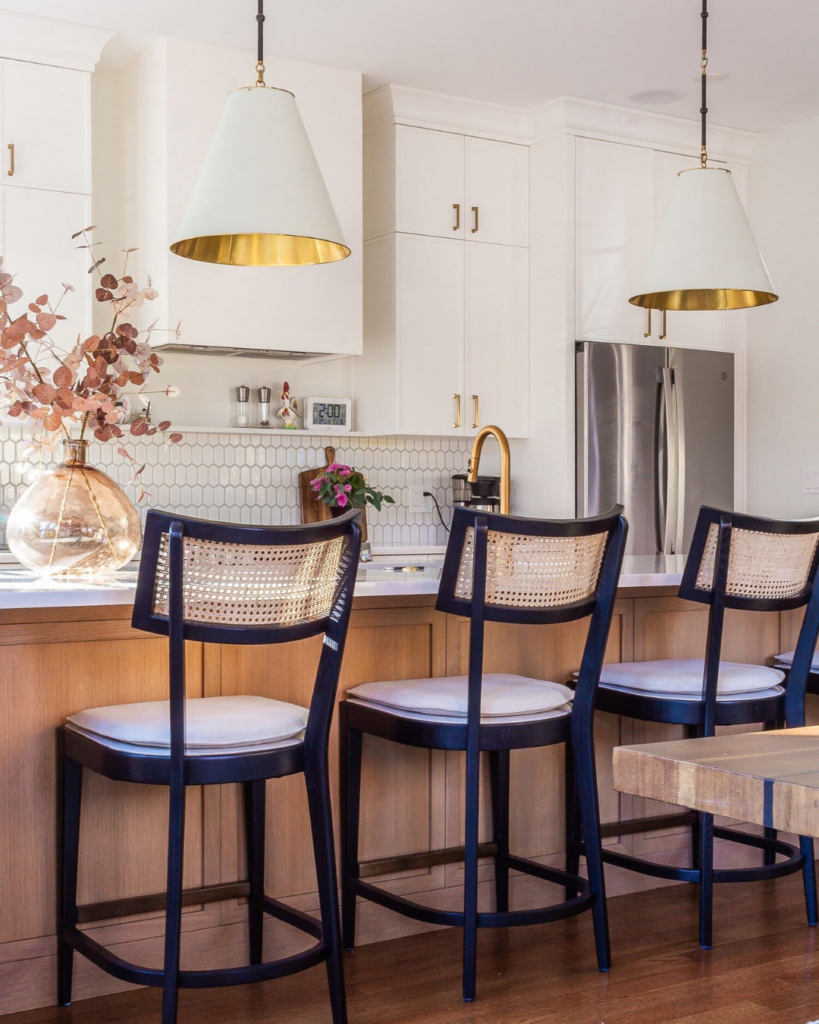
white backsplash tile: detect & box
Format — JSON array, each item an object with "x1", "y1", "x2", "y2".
[{"x1": 0, "y1": 429, "x2": 473, "y2": 548}]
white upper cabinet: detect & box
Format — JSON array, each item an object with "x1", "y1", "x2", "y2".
[
  {"x1": 0, "y1": 185, "x2": 92, "y2": 340},
  {"x1": 367, "y1": 122, "x2": 529, "y2": 247},
  {"x1": 0, "y1": 60, "x2": 91, "y2": 195},
  {"x1": 356, "y1": 233, "x2": 529, "y2": 437},
  {"x1": 575, "y1": 136, "x2": 654, "y2": 344},
  {"x1": 395, "y1": 126, "x2": 465, "y2": 238},
  {"x1": 465, "y1": 136, "x2": 528, "y2": 247},
  {"x1": 465, "y1": 242, "x2": 529, "y2": 436},
  {"x1": 576, "y1": 136, "x2": 730, "y2": 349}
]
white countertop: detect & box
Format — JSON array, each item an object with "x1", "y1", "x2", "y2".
[{"x1": 0, "y1": 554, "x2": 686, "y2": 611}]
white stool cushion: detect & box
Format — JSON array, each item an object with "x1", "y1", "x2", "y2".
[
  {"x1": 774, "y1": 650, "x2": 819, "y2": 672},
  {"x1": 599, "y1": 682, "x2": 784, "y2": 704},
  {"x1": 347, "y1": 674, "x2": 573, "y2": 720},
  {"x1": 598, "y1": 659, "x2": 784, "y2": 697},
  {"x1": 66, "y1": 695, "x2": 308, "y2": 756}
]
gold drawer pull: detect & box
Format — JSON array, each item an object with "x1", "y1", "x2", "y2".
[
  {"x1": 453, "y1": 393, "x2": 461, "y2": 429},
  {"x1": 452, "y1": 203, "x2": 460, "y2": 231},
  {"x1": 7, "y1": 143, "x2": 14, "y2": 177},
  {"x1": 472, "y1": 395, "x2": 479, "y2": 429},
  {"x1": 471, "y1": 206, "x2": 479, "y2": 233}
]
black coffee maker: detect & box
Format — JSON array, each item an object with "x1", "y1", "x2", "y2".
[{"x1": 451, "y1": 473, "x2": 501, "y2": 513}]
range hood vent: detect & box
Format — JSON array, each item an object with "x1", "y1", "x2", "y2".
[{"x1": 155, "y1": 343, "x2": 333, "y2": 361}]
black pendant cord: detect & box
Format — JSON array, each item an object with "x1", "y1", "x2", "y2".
[
  {"x1": 700, "y1": 0, "x2": 708, "y2": 166},
  {"x1": 255, "y1": 0, "x2": 266, "y2": 84}
]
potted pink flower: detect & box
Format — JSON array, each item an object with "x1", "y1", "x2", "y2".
[{"x1": 311, "y1": 462, "x2": 394, "y2": 512}]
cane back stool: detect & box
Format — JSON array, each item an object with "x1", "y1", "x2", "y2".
[
  {"x1": 575, "y1": 506, "x2": 819, "y2": 949},
  {"x1": 340, "y1": 505, "x2": 628, "y2": 1001},
  {"x1": 57, "y1": 509, "x2": 362, "y2": 1024}
]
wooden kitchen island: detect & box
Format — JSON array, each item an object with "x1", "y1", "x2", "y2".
[{"x1": 0, "y1": 555, "x2": 809, "y2": 1013}]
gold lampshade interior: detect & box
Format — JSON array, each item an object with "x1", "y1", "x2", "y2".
[
  {"x1": 170, "y1": 232, "x2": 351, "y2": 267},
  {"x1": 628, "y1": 288, "x2": 779, "y2": 311}
]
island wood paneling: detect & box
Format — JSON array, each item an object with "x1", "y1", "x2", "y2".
[{"x1": 0, "y1": 590, "x2": 793, "y2": 1014}]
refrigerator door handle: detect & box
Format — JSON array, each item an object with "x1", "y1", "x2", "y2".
[
  {"x1": 660, "y1": 367, "x2": 678, "y2": 555},
  {"x1": 672, "y1": 369, "x2": 686, "y2": 555}
]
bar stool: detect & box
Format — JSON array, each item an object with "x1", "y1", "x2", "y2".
[
  {"x1": 575, "y1": 505, "x2": 819, "y2": 949},
  {"x1": 57, "y1": 509, "x2": 362, "y2": 1024},
  {"x1": 340, "y1": 505, "x2": 628, "y2": 1001}
]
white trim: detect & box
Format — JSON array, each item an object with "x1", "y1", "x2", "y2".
[
  {"x1": 0, "y1": 11, "x2": 114, "y2": 72},
  {"x1": 364, "y1": 86, "x2": 758, "y2": 163}
]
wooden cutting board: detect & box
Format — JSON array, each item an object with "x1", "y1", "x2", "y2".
[
  {"x1": 298, "y1": 445, "x2": 368, "y2": 542},
  {"x1": 299, "y1": 445, "x2": 337, "y2": 524}
]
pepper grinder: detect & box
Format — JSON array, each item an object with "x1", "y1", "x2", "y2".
[
  {"x1": 235, "y1": 385, "x2": 250, "y2": 427},
  {"x1": 257, "y1": 386, "x2": 272, "y2": 428}
]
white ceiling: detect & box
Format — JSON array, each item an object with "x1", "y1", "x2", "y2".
[{"x1": 4, "y1": 0, "x2": 819, "y2": 131}]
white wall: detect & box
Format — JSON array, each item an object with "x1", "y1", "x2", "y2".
[{"x1": 748, "y1": 115, "x2": 819, "y2": 517}]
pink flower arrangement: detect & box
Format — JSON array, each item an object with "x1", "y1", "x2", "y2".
[{"x1": 311, "y1": 462, "x2": 394, "y2": 512}]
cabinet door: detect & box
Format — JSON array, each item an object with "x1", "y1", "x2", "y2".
[
  {"x1": 465, "y1": 242, "x2": 529, "y2": 438},
  {"x1": 651, "y1": 150, "x2": 728, "y2": 351},
  {"x1": 575, "y1": 137, "x2": 654, "y2": 344},
  {"x1": 395, "y1": 233, "x2": 465, "y2": 435},
  {"x1": 465, "y1": 137, "x2": 528, "y2": 247},
  {"x1": 0, "y1": 61, "x2": 90, "y2": 195},
  {"x1": 1, "y1": 186, "x2": 92, "y2": 346},
  {"x1": 395, "y1": 125, "x2": 465, "y2": 239}
]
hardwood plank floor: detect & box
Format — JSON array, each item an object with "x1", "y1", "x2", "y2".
[{"x1": 7, "y1": 874, "x2": 819, "y2": 1024}]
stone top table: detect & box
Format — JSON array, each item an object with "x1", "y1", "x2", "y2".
[{"x1": 613, "y1": 727, "x2": 819, "y2": 839}]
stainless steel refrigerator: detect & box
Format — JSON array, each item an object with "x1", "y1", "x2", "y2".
[{"x1": 576, "y1": 340, "x2": 734, "y2": 556}]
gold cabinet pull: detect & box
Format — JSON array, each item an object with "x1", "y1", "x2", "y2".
[
  {"x1": 6, "y1": 143, "x2": 14, "y2": 177},
  {"x1": 471, "y1": 206, "x2": 479, "y2": 233},
  {"x1": 644, "y1": 308, "x2": 652, "y2": 338},
  {"x1": 471, "y1": 395, "x2": 479, "y2": 429},
  {"x1": 659, "y1": 309, "x2": 667, "y2": 340},
  {"x1": 453, "y1": 393, "x2": 462, "y2": 429},
  {"x1": 452, "y1": 203, "x2": 460, "y2": 231}
]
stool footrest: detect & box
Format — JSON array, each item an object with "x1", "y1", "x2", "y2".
[
  {"x1": 600, "y1": 811, "x2": 696, "y2": 839},
  {"x1": 65, "y1": 925, "x2": 326, "y2": 989}
]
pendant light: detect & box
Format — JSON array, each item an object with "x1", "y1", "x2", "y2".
[
  {"x1": 629, "y1": 0, "x2": 776, "y2": 311},
  {"x1": 170, "y1": 0, "x2": 350, "y2": 267}
]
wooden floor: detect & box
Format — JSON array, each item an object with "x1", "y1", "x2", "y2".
[{"x1": 8, "y1": 874, "x2": 819, "y2": 1024}]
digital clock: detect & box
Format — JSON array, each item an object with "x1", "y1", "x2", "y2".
[{"x1": 304, "y1": 397, "x2": 353, "y2": 433}]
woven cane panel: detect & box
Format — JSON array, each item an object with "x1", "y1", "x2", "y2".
[
  {"x1": 695, "y1": 523, "x2": 819, "y2": 600},
  {"x1": 152, "y1": 533, "x2": 347, "y2": 626},
  {"x1": 454, "y1": 528, "x2": 607, "y2": 609}
]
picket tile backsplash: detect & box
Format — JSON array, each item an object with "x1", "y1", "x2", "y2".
[{"x1": 0, "y1": 429, "x2": 474, "y2": 549}]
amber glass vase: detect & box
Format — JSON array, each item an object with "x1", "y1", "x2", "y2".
[{"x1": 7, "y1": 439, "x2": 142, "y2": 577}]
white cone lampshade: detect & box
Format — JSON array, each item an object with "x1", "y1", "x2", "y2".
[
  {"x1": 170, "y1": 85, "x2": 350, "y2": 267},
  {"x1": 629, "y1": 166, "x2": 777, "y2": 310}
]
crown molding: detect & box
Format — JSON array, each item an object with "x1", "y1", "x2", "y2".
[
  {"x1": 363, "y1": 84, "x2": 531, "y2": 144},
  {"x1": 528, "y1": 96, "x2": 756, "y2": 163},
  {"x1": 0, "y1": 11, "x2": 115, "y2": 73},
  {"x1": 363, "y1": 84, "x2": 757, "y2": 163}
]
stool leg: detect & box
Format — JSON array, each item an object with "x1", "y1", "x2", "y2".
[
  {"x1": 564, "y1": 742, "x2": 579, "y2": 900},
  {"x1": 573, "y1": 733, "x2": 611, "y2": 972},
  {"x1": 462, "y1": 745, "x2": 481, "y2": 1002},
  {"x1": 489, "y1": 749, "x2": 510, "y2": 913},
  {"x1": 340, "y1": 714, "x2": 362, "y2": 952},
  {"x1": 699, "y1": 811, "x2": 715, "y2": 950},
  {"x1": 161, "y1": 777, "x2": 186, "y2": 1024},
  {"x1": 306, "y1": 762, "x2": 348, "y2": 1024},
  {"x1": 58, "y1": 756, "x2": 82, "y2": 1007},
  {"x1": 801, "y1": 836, "x2": 819, "y2": 926},
  {"x1": 244, "y1": 779, "x2": 266, "y2": 965}
]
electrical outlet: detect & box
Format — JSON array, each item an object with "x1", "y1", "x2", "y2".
[
  {"x1": 804, "y1": 471, "x2": 819, "y2": 495},
  {"x1": 409, "y1": 485, "x2": 435, "y2": 513}
]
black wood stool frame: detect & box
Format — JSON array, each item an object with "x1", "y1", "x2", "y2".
[
  {"x1": 58, "y1": 509, "x2": 362, "y2": 1024},
  {"x1": 573, "y1": 506, "x2": 819, "y2": 949},
  {"x1": 340, "y1": 505, "x2": 628, "y2": 1002}
]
